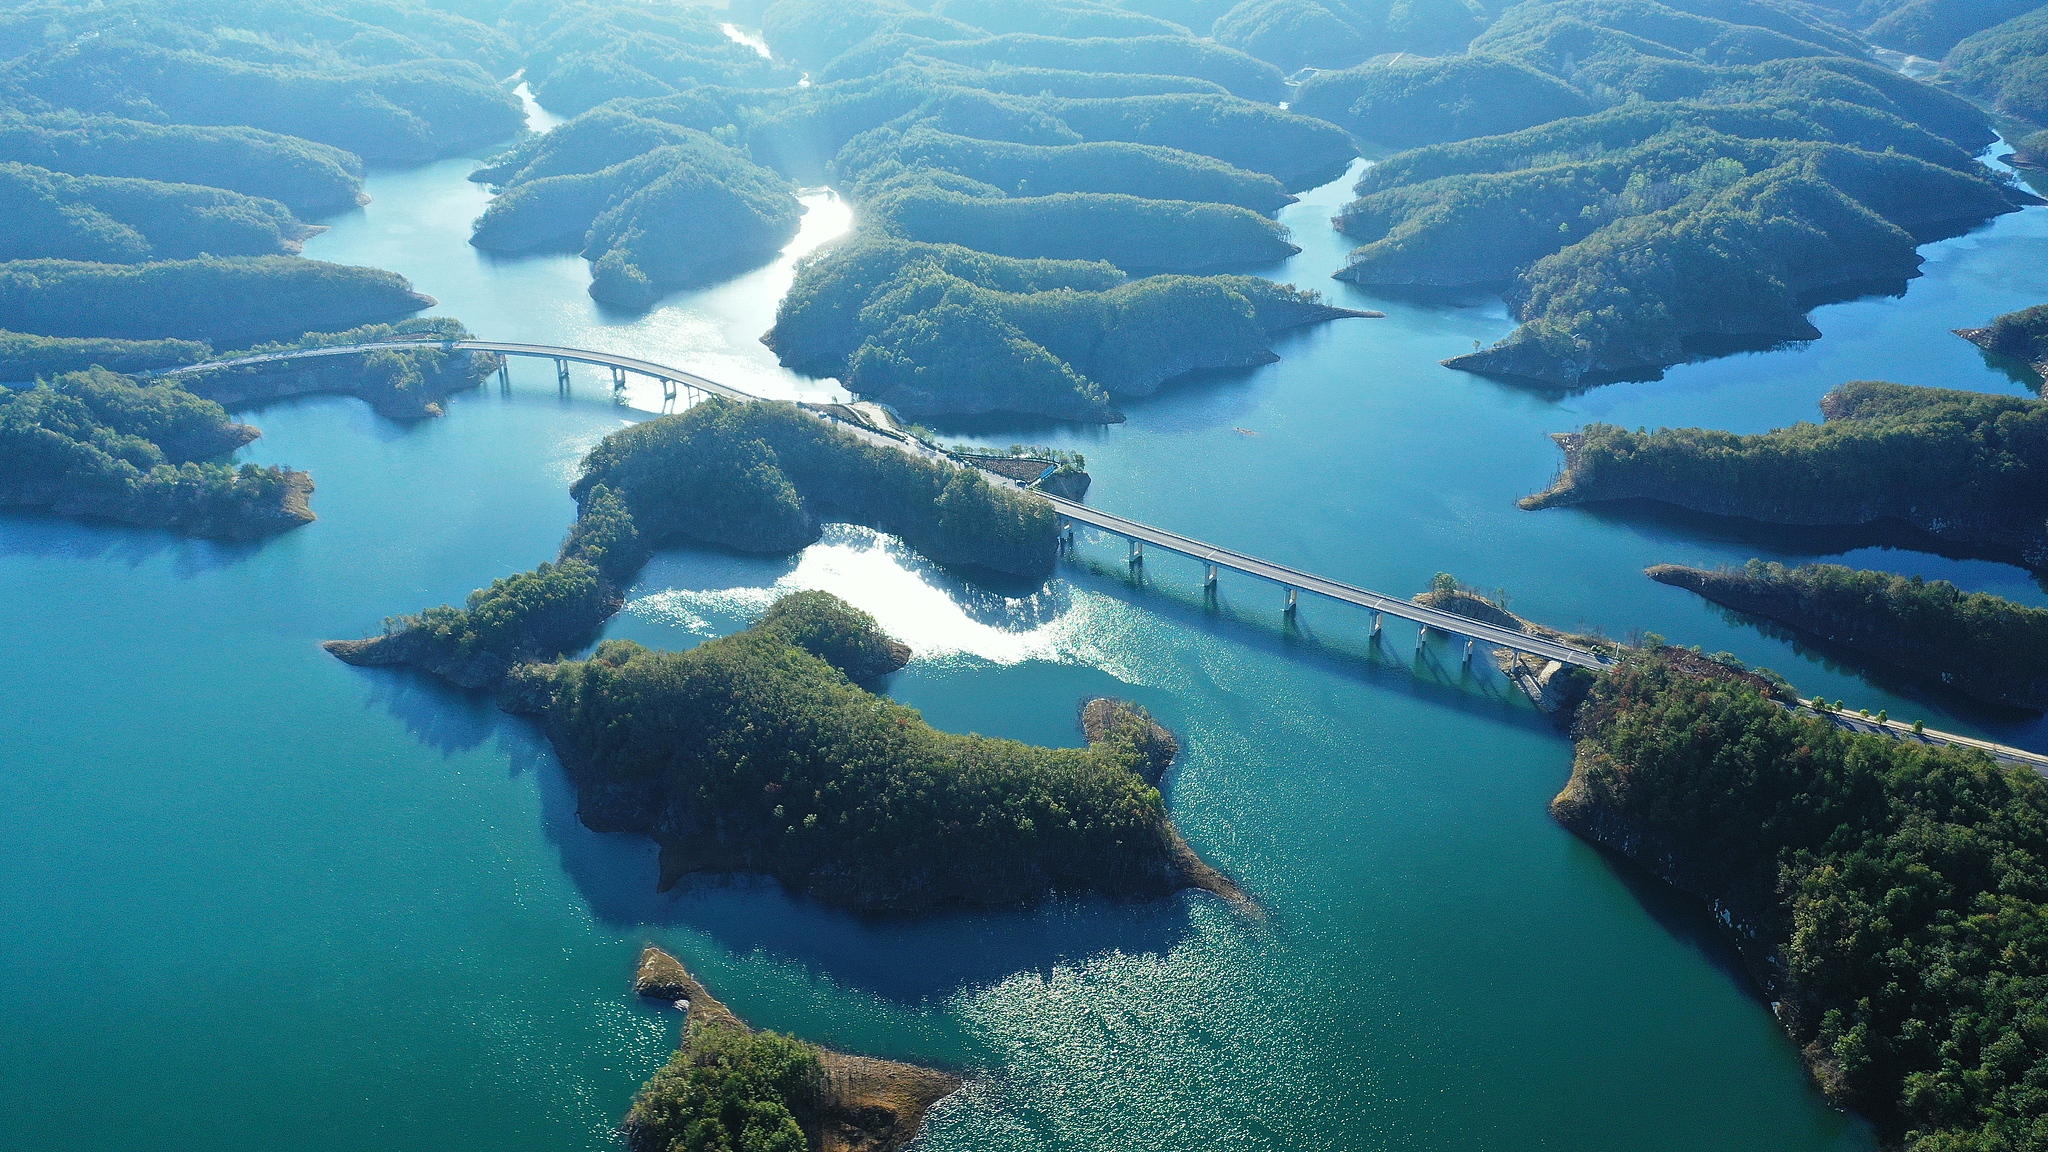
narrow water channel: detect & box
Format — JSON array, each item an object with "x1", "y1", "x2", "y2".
[{"x1": 5, "y1": 110, "x2": 2045, "y2": 1152}]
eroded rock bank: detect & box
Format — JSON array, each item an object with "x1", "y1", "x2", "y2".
[
  {"x1": 0, "y1": 366, "x2": 314, "y2": 539},
  {"x1": 627, "y1": 945, "x2": 960, "y2": 1152},
  {"x1": 1956, "y1": 301, "x2": 2048, "y2": 380}
]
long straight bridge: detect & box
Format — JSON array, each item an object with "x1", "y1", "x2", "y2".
[
  {"x1": 1042, "y1": 494, "x2": 1612, "y2": 670},
  {"x1": 157, "y1": 337, "x2": 2048, "y2": 769}
]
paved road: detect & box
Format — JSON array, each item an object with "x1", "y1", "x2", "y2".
[
  {"x1": 1804, "y1": 700, "x2": 2048, "y2": 772},
  {"x1": 160, "y1": 338, "x2": 2048, "y2": 771},
  {"x1": 1042, "y1": 494, "x2": 1615, "y2": 670},
  {"x1": 161, "y1": 338, "x2": 759, "y2": 402}
]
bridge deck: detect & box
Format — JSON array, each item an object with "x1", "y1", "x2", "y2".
[
  {"x1": 160, "y1": 339, "x2": 757, "y2": 402},
  {"x1": 1044, "y1": 495, "x2": 1612, "y2": 670},
  {"x1": 154, "y1": 338, "x2": 2048, "y2": 771}
]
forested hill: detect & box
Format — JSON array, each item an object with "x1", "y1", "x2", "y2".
[
  {"x1": 438, "y1": 0, "x2": 1387, "y2": 419},
  {"x1": 0, "y1": 2, "x2": 514, "y2": 380},
  {"x1": 0, "y1": 1, "x2": 533, "y2": 531},
  {"x1": 1558, "y1": 648, "x2": 2048, "y2": 1149},
  {"x1": 1318, "y1": 0, "x2": 2039, "y2": 390},
  {"x1": 1520, "y1": 380, "x2": 2048, "y2": 573}
]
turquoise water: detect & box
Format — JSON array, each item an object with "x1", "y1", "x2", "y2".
[{"x1": 7, "y1": 120, "x2": 2048, "y2": 1150}]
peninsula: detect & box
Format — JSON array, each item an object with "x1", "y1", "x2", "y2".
[
  {"x1": 1555, "y1": 647, "x2": 2048, "y2": 1150},
  {"x1": 768, "y1": 236, "x2": 1374, "y2": 422},
  {"x1": 627, "y1": 945, "x2": 959, "y2": 1152},
  {"x1": 1956, "y1": 302, "x2": 2048, "y2": 379},
  {"x1": 325, "y1": 397, "x2": 1060, "y2": 687},
  {"x1": 0, "y1": 367, "x2": 312, "y2": 538},
  {"x1": 1648, "y1": 560, "x2": 2048, "y2": 711},
  {"x1": 502, "y1": 593, "x2": 1240, "y2": 911},
  {"x1": 174, "y1": 319, "x2": 503, "y2": 420},
  {"x1": 1327, "y1": 0, "x2": 2031, "y2": 389},
  {"x1": 1521, "y1": 382, "x2": 2048, "y2": 574}
]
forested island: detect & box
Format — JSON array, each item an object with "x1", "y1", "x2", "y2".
[
  {"x1": 0, "y1": 0, "x2": 505, "y2": 531},
  {"x1": 1957, "y1": 302, "x2": 2048, "y2": 379},
  {"x1": 767, "y1": 236, "x2": 1372, "y2": 421},
  {"x1": 0, "y1": 367, "x2": 311, "y2": 538},
  {"x1": 628, "y1": 945, "x2": 958, "y2": 1152},
  {"x1": 326, "y1": 397, "x2": 1059, "y2": 687},
  {"x1": 1649, "y1": 560, "x2": 2048, "y2": 710},
  {"x1": 503, "y1": 596, "x2": 1237, "y2": 910},
  {"x1": 1521, "y1": 381, "x2": 2048, "y2": 573},
  {"x1": 1323, "y1": 0, "x2": 2036, "y2": 389},
  {"x1": 1556, "y1": 647, "x2": 2048, "y2": 1150},
  {"x1": 0, "y1": 0, "x2": 2034, "y2": 420},
  {"x1": 469, "y1": 112, "x2": 802, "y2": 308},
  {"x1": 173, "y1": 319, "x2": 503, "y2": 420},
  {"x1": 435, "y1": 1, "x2": 1373, "y2": 408},
  {"x1": 321, "y1": 394, "x2": 1239, "y2": 911},
  {"x1": 5, "y1": 9, "x2": 524, "y2": 164}
]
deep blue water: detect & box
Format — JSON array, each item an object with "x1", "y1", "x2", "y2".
[{"x1": 5, "y1": 111, "x2": 2047, "y2": 1150}]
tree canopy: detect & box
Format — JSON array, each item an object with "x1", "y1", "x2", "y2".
[{"x1": 1562, "y1": 648, "x2": 2048, "y2": 1148}]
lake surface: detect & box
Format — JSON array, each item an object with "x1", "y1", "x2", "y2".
[{"x1": 6, "y1": 112, "x2": 2048, "y2": 1150}]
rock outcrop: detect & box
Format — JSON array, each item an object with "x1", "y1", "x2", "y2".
[{"x1": 626, "y1": 946, "x2": 961, "y2": 1152}]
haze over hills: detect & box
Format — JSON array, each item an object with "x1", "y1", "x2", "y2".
[{"x1": 5, "y1": 4, "x2": 2048, "y2": 1152}]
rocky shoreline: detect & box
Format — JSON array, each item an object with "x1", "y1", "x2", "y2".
[
  {"x1": 181, "y1": 344, "x2": 500, "y2": 420},
  {"x1": 1955, "y1": 302, "x2": 2048, "y2": 381},
  {"x1": 0, "y1": 463, "x2": 315, "y2": 539},
  {"x1": 512, "y1": 667, "x2": 1248, "y2": 912},
  {"x1": 627, "y1": 945, "x2": 961, "y2": 1152}
]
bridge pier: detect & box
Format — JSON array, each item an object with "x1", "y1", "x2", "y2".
[
  {"x1": 611, "y1": 365, "x2": 627, "y2": 391},
  {"x1": 1128, "y1": 539, "x2": 1143, "y2": 566},
  {"x1": 555, "y1": 358, "x2": 570, "y2": 394},
  {"x1": 1284, "y1": 587, "x2": 1297, "y2": 616},
  {"x1": 1416, "y1": 625, "x2": 1427, "y2": 654},
  {"x1": 660, "y1": 377, "x2": 678, "y2": 404},
  {"x1": 1205, "y1": 564, "x2": 1217, "y2": 589},
  {"x1": 496, "y1": 361, "x2": 509, "y2": 391},
  {"x1": 1463, "y1": 639, "x2": 1474, "y2": 667},
  {"x1": 1370, "y1": 610, "x2": 1382, "y2": 642}
]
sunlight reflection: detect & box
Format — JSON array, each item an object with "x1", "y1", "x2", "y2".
[{"x1": 624, "y1": 527, "x2": 1106, "y2": 666}]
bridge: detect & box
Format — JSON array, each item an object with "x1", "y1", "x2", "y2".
[
  {"x1": 160, "y1": 338, "x2": 753, "y2": 404},
  {"x1": 169, "y1": 339, "x2": 1604, "y2": 667},
  {"x1": 1042, "y1": 494, "x2": 1612, "y2": 671},
  {"x1": 157, "y1": 338, "x2": 2048, "y2": 770}
]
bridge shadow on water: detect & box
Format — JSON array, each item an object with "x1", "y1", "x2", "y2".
[
  {"x1": 1057, "y1": 536, "x2": 1566, "y2": 743},
  {"x1": 348, "y1": 522, "x2": 1588, "y2": 1005}
]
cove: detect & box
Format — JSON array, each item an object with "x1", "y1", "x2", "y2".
[{"x1": 7, "y1": 130, "x2": 2048, "y2": 1152}]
